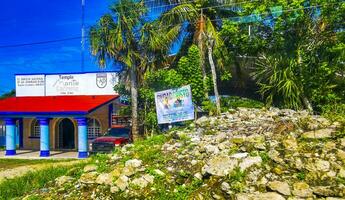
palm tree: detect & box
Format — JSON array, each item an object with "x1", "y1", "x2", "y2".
[
  {"x1": 90, "y1": 0, "x2": 180, "y2": 140},
  {"x1": 159, "y1": 2, "x2": 226, "y2": 114}
]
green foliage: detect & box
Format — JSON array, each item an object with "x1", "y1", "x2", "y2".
[
  {"x1": 221, "y1": 96, "x2": 264, "y2": 109},
  {"x1": 227, "y1": 167, "x2": 246, "y2": 193},
  {"x1": 321, "y1": 103, "x2": 345, "y2": 124},
  {"x1": 177, "y1": 45, "x2": 205, "y2": 104},
  {"x1": 252, "y1": 55, "x2": 304, "y2": 109},
  {"x1": 139, "y1": 69, "x2": 184, "y2": 134},
  {"x1": 202, "y1": 96, "x2": 264, "y2": 115},
  {"x1": 202, "y1": 100, "x2": 218, "y2": 116},
  {"x1": 220, "y1": 1, "x2": 345, "y2": 111},
  {"x1": 296, "y1": 171, "x2": 306, "y2": 181},
  {"x1": 0, "y1": 159, "x2": 71, "y2": 171},
  {"x1": 0, "y1": 167, "x2": 69, "y2": 199},
  {"x1": 0, "y1": 90, "x2": 15, "y2": 100},
  {"x1": 91, "y1": 153, "x2": 111, "y2": 173},
  {"x1": 259, "y1": 151, "x2": 271, "y2": 164}
]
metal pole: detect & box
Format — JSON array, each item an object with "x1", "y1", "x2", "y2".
[{"x1": 81, "y1": 0, "x2": 85, "y2": 72}]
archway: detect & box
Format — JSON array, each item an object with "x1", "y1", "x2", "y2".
[{"x1": 58, "y1": 118, "x2": 75, "y2": 149}]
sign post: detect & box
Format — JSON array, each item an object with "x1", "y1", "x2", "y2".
[{"x1": 154, "y1": 85, "x2": 194, "y2": 124}]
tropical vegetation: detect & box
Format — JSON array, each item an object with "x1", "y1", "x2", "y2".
[{"x1": 89, "y1": 0, "x2": 345, "y2": 139}]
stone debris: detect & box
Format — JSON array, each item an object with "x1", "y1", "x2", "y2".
[{"x1": 28, "y1": 108, "x2": 345, "y2": 199}]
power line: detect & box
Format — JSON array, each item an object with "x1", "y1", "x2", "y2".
[
  {"x1": 0, "y1": 36, "x2": 83, "y2": 49},
  {"x1": 0, "y1": 1, "x2": 342, "y2": 50},
  {"x1": 207, "y1": 1, "x2": 345, "y2": 23}
]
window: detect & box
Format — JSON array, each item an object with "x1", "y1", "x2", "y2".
[
  {"x1": 87, "y1": 118, "x2": 101, "y2": 139},
  {"x1": 0, "y1": 121, "x2": 5, "y2": 137},
  {"x1": 30, "y1": 119, "x2": 40, "y2": 137}
]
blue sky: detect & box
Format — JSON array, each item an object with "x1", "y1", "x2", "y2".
[{"x1": 0, "y1": 0, "x2": 117, "y2": 94}]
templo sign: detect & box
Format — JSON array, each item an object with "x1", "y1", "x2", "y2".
[
  {"x1": 16, "y1": 72, "x2": 119, "y2": 97},
  {"x1": 154, "y1": 85, "x2": 195, "y2": 124}
]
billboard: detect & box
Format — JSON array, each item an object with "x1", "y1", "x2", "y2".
[
  {"x1": 154, "y1": 85, "x2": 195, "y2": 124},
  {"x1": 15, "y1": 72, "x2": 119, "y2": 97},
  {"x1": 16, "y1": 75, "x2": 45, "y2": 97}
]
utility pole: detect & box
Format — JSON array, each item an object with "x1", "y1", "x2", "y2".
[{"x1": 81, "y1": 0, "x2": 85, "y2": 72}]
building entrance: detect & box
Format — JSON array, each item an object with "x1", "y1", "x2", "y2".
[{"x1": 57, "y1": 118, "x2": 75, "y2": 149}]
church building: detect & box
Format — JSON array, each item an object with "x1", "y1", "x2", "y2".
[{"x1": 0, "y1": 71, "x2": 122, "y2": 158}]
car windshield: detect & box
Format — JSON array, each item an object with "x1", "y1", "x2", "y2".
[{"x1": 106, "y1": 128, "x2": 130, "y2": 138}]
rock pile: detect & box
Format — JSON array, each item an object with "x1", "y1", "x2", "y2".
[{"x1": 26, "y1": 108, "x2": 345, "y2": 199}]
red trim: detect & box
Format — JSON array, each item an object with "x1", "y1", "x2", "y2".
[{"x1": 0, "y1": 95, "x2": 119, "y2": 115}]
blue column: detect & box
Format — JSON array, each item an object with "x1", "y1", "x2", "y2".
[
  {"x1": 38, "y1": 118, "x2": 50, "y2": 157},
  {"x1": 76, "y1": 118, "x2": 88, "y2": 158},
  {"x1": 5, "y1": 118, "x2": 16, "y2": 156}
]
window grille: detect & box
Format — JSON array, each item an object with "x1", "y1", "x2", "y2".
[
  {"x1": 87, "y1": 118, "x2": 101, "y2": 139},
  {"x1": 31, "y1": 120, "x2": 40, "y2": 137}
]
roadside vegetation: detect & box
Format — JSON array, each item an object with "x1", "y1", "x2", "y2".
[
  {"x1": 0, "y1": 159, "x2": 74, "y2": 171},
  {"x1": 0, "y1": 161, "x2": 87, "y2": 200}
]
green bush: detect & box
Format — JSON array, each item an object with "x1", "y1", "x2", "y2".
[
  {"x1": 221, "y1": 96, "x2": 264, "y2": 109},
  {"x1": 321, "y1": 103, "x2": 345, "y2": 123}
]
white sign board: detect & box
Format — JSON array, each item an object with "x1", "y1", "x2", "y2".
[
  {"x1": 16, "y1": 75, "x2": 45, "y2": 97},
  {"x1": 15, "y1": 72, "x2": 119, "y2": 97},
  {"x1": 154, "y1": 85, "x2": 195, "y2": 124},
  {"x1": 84, "y1": 73, "x2": 119, "y2": 95}
]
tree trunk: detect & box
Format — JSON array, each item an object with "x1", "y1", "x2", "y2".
[
  {"x1": 207, "y1": 39, "x2": 221, "y2": 115},
  {"x1": 130, "y1": 66, "x2": 139, "y2": 141},
  {"x1": 302, "y1": 96, "x2": 313, "y2": 113},
  {"x1": 198, "y1": 10, "x2": 209, "y2": 100}
]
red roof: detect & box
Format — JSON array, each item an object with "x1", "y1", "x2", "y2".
[{"x1": 0, "y1": 95, "x2": 118, "y2": 116}]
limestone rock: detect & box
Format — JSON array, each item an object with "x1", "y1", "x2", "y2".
[
  {"x1": 83, "y1": 164, "x2": 97, "y2": 173},
  {"x1": 125, "y1": 159, "x2": 142, "y2": 168},
  {"x1": 153, "y1": 169, "x2": 165, "y2": 176},
  {"x1": 315, "y1": 159, "x2": 330, "y2": 172},
  {"x1": 267, "y1": 181, "x2": 291, "y2": 196},
  {"x1": 194, "y1": 173, "x2": 202, "y2": 180},
  {"x1": 142, "y1": 174, "x2": 154, "y2": 184},
  {"x1": 115, "y1": 175, "x2": 129, "y2": 191},
  {"x1": 312, "y1": 186, "x2": 338, "y2": 197},
  {"x1": 230, "y1": 153, "x2": 248, "y2": 159},
  {"x1": 110, "y1": 167, "x2": 122, "y2": 178},
  {"x1": 131, "y1": 177, "x2": 149, "y2": 189},
  {"x1": 55, "y1": 176, "x2": 74, "y2": 187},
  {"x1": 204, "y1": 144, "x2": 219, "y2": 155},
  {"x1": 301, "y1": 128, "x2": 333, "y2": 139},
  {"x1": 110, "y1": 186, "x2": 119, "y2": 193},
  {"x1": 95, "y1": 173, "x2": 113, "y2": 185},
  {"x1": 236, "y1": 192, "x2": 285, "y2": 200},
  {"x1": 239, "y1": 156, "x2": 262, "y2": 171},
  {"x1": 292, "y1": 182, "x2": 313, "y2": 198},
  {"x1": 337, "y1": 150, "x2": 345, "y2": 162},
  {"x1": 283, "y1": 137, "x2": 298, "y2": 151},
  {"x1": 122, "y1": 166, "x2": 136, "y2": 177},
  {"x1": 201, "y1": 155, "x2": 238, "y2": 176},
  {"x1": 79, "y1": 172, "x2": 98, "y2": 184},
  {"x1": 196, "y1": 116, "x2": 209, "y2": 126},
  {"x1": 221, "y1": 182, "x2": 230, "y2": 192}
]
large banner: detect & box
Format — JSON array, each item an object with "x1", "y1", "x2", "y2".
[
  {"x1": 16, "y1": 72, "x2": 119, "y2": 96},
  {"x1": 154, "y1": 85, "x2": 195, "y2": 124}
]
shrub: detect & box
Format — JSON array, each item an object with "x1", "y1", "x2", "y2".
[
  {"x1": 221, "y1": 96, "x2": 264, "y2": 109},
  {"x1": 321, "y1": 103, "x2": 345, "y2": 124}
]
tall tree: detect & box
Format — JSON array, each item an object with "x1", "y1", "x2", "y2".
[
  {"x1": 90, "y1": 0, "x2": 180, "y2": 140},
  {"x1": 159, "y1": 1, "x2": 229, "y2": 114}
]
